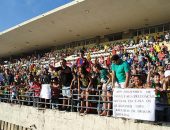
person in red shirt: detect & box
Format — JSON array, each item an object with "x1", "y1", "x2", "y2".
[
  {"x1": 106, "y1": 54, "x2": 111, "y2": 69},
  {"x1": 112, "y1": 49, "x2": 117, "y2": 55},
  {"x1": 76, "y1": 50, "x2": 89, "y2": 72},
  {"x1": 158, "y1": 50, "x2": 165, "y2": 66},
  {"x1": 29, "y1": 77, "x2": 41, "y2": 107},
  {"x1": 51, "y1": 78, "x2": 60, "y2": 109},
  {"x1": 158, "y1": 51, "x2": 165, "y2": 60}
]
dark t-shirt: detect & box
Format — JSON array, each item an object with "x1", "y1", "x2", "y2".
[
  {"x1": 40, "y1": 74, "x2": 51, "y2": 84},
  {"x1": 5, "y1": 73, "x2": 14, "y2": 85},
  {"x1": 55, "y1": 66, "x2": 73, "y2": 86}
]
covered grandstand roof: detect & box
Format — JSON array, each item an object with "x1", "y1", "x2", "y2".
[{"x1": 0, "y1": 0, "x2": 170, "y2": 57}]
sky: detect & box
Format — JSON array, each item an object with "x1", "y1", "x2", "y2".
[{"x1": 0, "y1": 0, "x2": 72, "y2": 32}]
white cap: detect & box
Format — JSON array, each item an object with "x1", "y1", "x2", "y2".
[{"x1": 164, "y1": 70, "x2": 170, "y2": 78}]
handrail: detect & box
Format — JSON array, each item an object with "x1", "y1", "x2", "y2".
[{"x1": 0, "y1": 89, "x2": 170, "y2": 122}]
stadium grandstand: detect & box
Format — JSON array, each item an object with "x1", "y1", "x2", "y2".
[{"x1": 0, "y1": 0, "x2": 170, "y2": 130}]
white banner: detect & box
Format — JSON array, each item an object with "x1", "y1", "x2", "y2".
[
  {"x1": 113, "y1": 89, "x2": 155, "y2": 121},
  {"x1": 40, "y1": 84, "x2": 51, "y2": 99}
]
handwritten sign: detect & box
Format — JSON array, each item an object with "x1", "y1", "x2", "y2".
[{"x1": 113, "y1": 89, "x2": 155, "y2": 121}]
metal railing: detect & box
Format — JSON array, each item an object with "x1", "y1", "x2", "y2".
[
  {"x1": 0, "y1": 89, "x2": 170, "y2": 123},
  {"x1": 0, "y1": 89, "x2": 113, "y2": 112}
]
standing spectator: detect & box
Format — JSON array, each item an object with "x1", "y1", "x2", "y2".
[
  {"x1": 76, "y1": 50, "x2": 89, "y2": 69},
  {"x1": 51, "y1": 78, "x2": 60, "y2": 109},
  {"x1": 50, "y1": 59, "x2": 73, "y2": 111},
  {"x1": 10, "y1": 82, "x2": 18, "y2": 102},
  {"x1": 99, "y1": 55, "x2": 104, "y2": 66},
  {"x1": 4, "y1": 69, "x2": 14, "y2": 85},
  {"x1": 0, "y1": 69, "x2": 5, "y2": 86},
  {"x1": 165, "y1": 32, "x2": 170, "y2": 43},
  {"x1": 161, "y1": 43, "x2": 168, "y2": 52},
  {"x1": 40, "y1": 68, "x2": 51, "y2": 84},
  {"x1": 147, "y1": 70, "x2": 167, "y2": 121},
  {"x1": 105, "y1": 54, "x2": 111, "y2": 69},
  {"x1": 163, "y1": 70, "x2": 170, "y2": 121},
  {"x1": 93, "y1": 64, "x2": 112, "y2": 116},
  {"x1": 158, "y1": 50, "x2": 165, "y2": 66},
  {"x1": 163, "y1": 70, "x2": 170, "y2": 104},
  {"x1": 28, "y1": 77, "x2": 41, "y2": 107},
  {"x1": 111, "y1": 55, "x2": 130, "y2": 88},
  {"x1": 78, "y1": 67, "x2": 92, "y2": 114},
  {"x1": 154, "y1": 42, "x2": 161, "y2": 53}
]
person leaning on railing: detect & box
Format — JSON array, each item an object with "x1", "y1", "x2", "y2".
[
  {"x1": 70, "y1": 65, "x2": 79, "y2": 112},
  {"x1": 93, "y1": 64, "x2": 112, "y2": 116},
  {"x1": 78, "y1": 67, "x2": 92, "y2": 114},
  {"x1": 111, "y1": 54, "x2": 130, "y2": 88}
]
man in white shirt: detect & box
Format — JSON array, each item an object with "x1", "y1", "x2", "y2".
[{"x1": 165, "y1": 32, "x2": 170, "y2": 43}]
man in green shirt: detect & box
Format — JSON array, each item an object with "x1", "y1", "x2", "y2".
[{"x1": 111, "y1": 55, "x2": 130, "y2": 88}]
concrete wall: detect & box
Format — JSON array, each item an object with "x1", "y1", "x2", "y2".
[{"x1": 0, "y1": 102, "x2": 169, "y2": 130}]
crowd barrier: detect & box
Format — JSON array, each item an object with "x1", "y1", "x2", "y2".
[{"x1": 0, "y1": 88, "x2": 170, "y2": 123}]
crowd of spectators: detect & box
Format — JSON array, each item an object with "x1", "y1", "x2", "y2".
[{"x1": 0, "y1": 32, "x2": 170, "y2": 121}]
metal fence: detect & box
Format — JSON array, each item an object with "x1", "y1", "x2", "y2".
[{"x1": 0, "y1": 89, "x2": 170, "y2": 123}]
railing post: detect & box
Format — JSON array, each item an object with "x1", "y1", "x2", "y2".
[
  {"x1": 98, "y1": 90, "x2": 101, "y2": 115},
  {"x1": 33, "y1": 92, "x2": 35, "y2": 107},
  {"x1": 71, "y1": 89, "x2": 73, "y2": 112},
  {"x1": 49, "y1": 99, "x2": 51, "y2": 109}
]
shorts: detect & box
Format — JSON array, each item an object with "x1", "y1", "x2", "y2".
[
  {"x1": 102, "y1": 83, "x2": 112, "y2": 92},
  {"x1": 62, "y1": 86, "x2": 71, "y2": 97},
  {"x1": 80, "y1": 86, "x2": 93, "y2": 91},
  {"x1": 115, "y1": 82, "x2": 125, "y2": 88}
]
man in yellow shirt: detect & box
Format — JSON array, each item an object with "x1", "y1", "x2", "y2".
[{"x1": 154, "y1": 42, "x2": 161, "y2": 52}]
